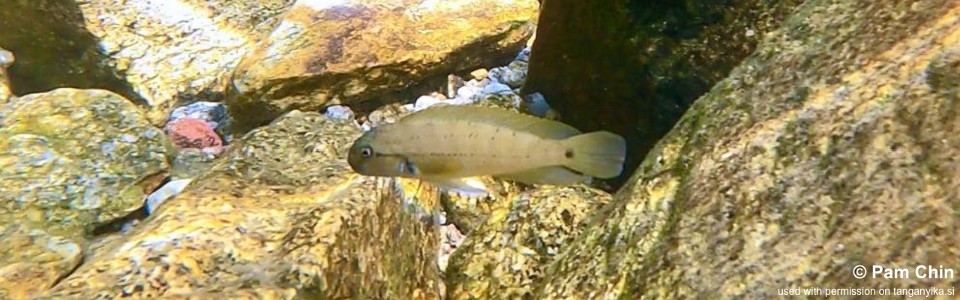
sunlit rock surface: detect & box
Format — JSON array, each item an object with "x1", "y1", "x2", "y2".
[
  {"x1": 446, "y1": 186, "x2": 612, "y2": 299},
  {"x1": 540, "y1": 1, "x2": 960, "y2": 298},
  {"x1": 76, "y1": 0, "x2": 297, "y2": 124},
  {"x1": 42, "y1": 111, "x2": 440, "y2": 298},
  {"x1": 0, "y1": 88, "x2": 173, "y2": 299},
  {"x1": 228, "y1": 0, "x2": 539, "y2": 131}
]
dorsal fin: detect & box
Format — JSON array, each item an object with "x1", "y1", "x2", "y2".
[{"x1": 400, "y1": 105, "x2": 581, "y2": 139}]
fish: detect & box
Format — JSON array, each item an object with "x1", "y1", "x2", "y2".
[{"x1": 347, "y1": 105, "x2": 626, "y2": 191}]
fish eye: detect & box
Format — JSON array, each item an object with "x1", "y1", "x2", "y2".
[{"x1": 360, "y1": 146, "x2": 373, "y2": 157}]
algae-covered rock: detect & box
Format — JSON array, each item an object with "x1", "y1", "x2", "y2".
[
  {"x1": 43, "y1": 111, "x2": 440, "y2": 298},
  {"x1": 541, "y1": 1, "x2": 960, "y2": 298},
  {"x1": 75, "y1": 0, "x2": 296, "y2": 125},
  {"x1": 228, "y1": 0, "x2": 539, "y2": 131},
  {"x1": 446, "y1": 186, "x2": 612, "y2": 299},
  {"x1": 0, "y1": 88, "x2": 173, "y2": 299},
  {"x1": 522, "y1": 0, "x2": 804, "y2": 188}
]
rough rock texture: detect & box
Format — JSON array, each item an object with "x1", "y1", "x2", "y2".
[
  {"x1": 541, "y1": 1, "x2": 960, "y2": 298},
  {"x1": 0, "y1": 88, "x2": 173, "y2": 299},
  {"x1": 522, "y1": 0, "x2": 804, "y2": 188},
  {"x1": 446, "y1": 186, "x2": 612, "y2": 299},
  {"x1": 42, "y1": 111, "x2": 441, "y2": 298},
  {"x1": 164, "y1": 117, "x2": 224, "y2": 155},
  {"x1": 0, "y1": 1, "x2": 138, "y2": 102},
  {"x1": 228, "y1": 0, "x2": 540, "y2": 132},
  {"x1": 76, "y1": 0, "x2": 296, "y2": 124}
]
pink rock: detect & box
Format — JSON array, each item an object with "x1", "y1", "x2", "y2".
[{"x1": 164, "y1": 117, "x2": 223, "y2": 156}]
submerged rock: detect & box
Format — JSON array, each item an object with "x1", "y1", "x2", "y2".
[
  {"x1": 445, "y1": 186, "x2": 612, "y2": 299},
  {"x1": 169, "y1": 101, "x2": 229, "y2": 132},
  {"x1": 76, "y1": 0, "x2": 296, "y2": 125},
  {"x1": 0, "y1": 88, "x2": 173, "y2": 299},
  {"x1": 540, "y1": 1, "x2": 960, "y2": 298},
  {"x1": 42, "y1": 111, "x2": 441, "y2": 298},
  {"x1": 164, "y1": 117, "x2": 224, "y2": 156},
  {"x1": 0, "y1": 48, "x2": 12, "y2": 103},
  {"x1": 0, "y1": 1, "x2": 139, "y2": 104},
  {"x1": 522, "y1": 0, "x2": 804, "y2": 188},
  {"x1": 228, "y1": 0, "x2": 539, "y2": 132}
]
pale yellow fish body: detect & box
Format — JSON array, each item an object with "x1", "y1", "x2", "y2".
[{"x1": 348, "y1": 105, "x2": 626, "y2": 187}]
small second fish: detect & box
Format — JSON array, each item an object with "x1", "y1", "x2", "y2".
[{"x1": 347, "y1": 105, "x2": 626, "y2": 191}]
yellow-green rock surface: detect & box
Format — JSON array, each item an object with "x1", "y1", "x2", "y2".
[
  {"x1": 445, "y1": 186, "x2": 612, "y2": 299},
  {"x1": 74, "y1": 0, "x2": 296, "y2": 125},
  {"x1": 228, "y1": 0, "x2": 539, "y2": 131},
  {"x1": 0, "y1": 88, "x2": 173, "y2": 299},
  {"x1": 42, "y1": 111, "x2": 440, "y2": 298},
  {"x1": 540, "y1": 1, "x2": 960, "y2": 298}
]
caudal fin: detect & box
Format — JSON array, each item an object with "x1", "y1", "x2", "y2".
[{"x1": 561, "y1": 131, "x2": 626, "y2": 179}]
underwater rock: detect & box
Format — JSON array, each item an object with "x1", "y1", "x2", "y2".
[
  {"x1": 481, "y1": 82, "x2": 512, "y2": 95},
  {"x1": 522, "y1": 0, "x2": 804, "y2": 188},
  {"x1": 362, "y1": 102, "x2": 414, "y2": 129},
  {"x1": 323, "y1": 105, "x2": 356, "y2": 122},
  {"x1": 169, "y1": 148, "x2": 218, "y2": 179},
  {"x1": 170, "y1": 101, "x2": 233, "y2": 144},
  {"x1": 227, "y1": 0, "x2": 539, "y2": 132},
  {"x1": 488, "y1": 60, "x2": 527, "y2": 88},
  {"x1": 469, "y1": 68, "x2": 488, "y2": 81},
  {"x1": 0, "y1": 1, "x2": 139, "y2": 104},
  {"x1": 0, "y1": 225, "x2": 83, "y2": 300},
  {"x1": 75, "y1": 0, "x2": 296, "y2": 125},
  {"x1": 164, "y1": 117, "x2": 224, "y2": 156},
  {"x1": 540, "y1": 1, "x2": 960, "y2": 298},
  {"x1": 0, "y1": 88, "x2": 173, "y2": 299},
  {"x1": 445, "y1": 186, "x2": 612, "y2": 299},
  {"x1": 0, "y1": 48, "x2": 12, "y2": 103},
  {"x1": 42, "y1": 111, "x2": 441, "y2": 298}
]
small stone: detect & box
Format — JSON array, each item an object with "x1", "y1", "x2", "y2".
[
  {"x1": 456, "y1": 85, "x2": 483, "y2": 101},
  {"x1": 144, "y1": 178, "x2": 193, "y2": 215},
  {"x1": 169, "y1": 101, "x2": 227, "y2": 131},
  {"x1": 324, "y1": 105, "x2": 355, "y2": 121},
  {"x1": 521, "y1": 92, "x2": 553, "y2": 117},
  {"x1": 470, "y1": 68, "x2": 489, "y2": 81},
  {"x1": 481, "y1": 82, "x2": 512, "y2": 95},
  {"x1": 0, "y1": 48, "x2": 14, "y2": 68},
  {"x1": 447, "y1": 74, "x2": 466, "y2": 99},
  {"x1": 164, "y1": 117, "x2": 223, "y2": 156},
  {"x1": 414, "y1": 95, "x2": 443, "y2": 111}
]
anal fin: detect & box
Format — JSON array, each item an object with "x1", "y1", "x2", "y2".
[
  {"x1": 495, "y1": 166, "x2": 591, "y2": 186},
  {"x1": 423, "y1": 177, "x2": 493, "y2": 198}
]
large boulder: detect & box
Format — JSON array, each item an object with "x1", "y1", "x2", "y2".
[
  {"x1": 521, "y1": 0, "x2": 804, "y2": 187},
  {"x1": 0, "y1": 88, "x2": 173, "y2": 299},
  {"x1": 227, "y1": 0, "x2": 539, "y2": 132},
  {"x1": 76, "y1": 0, "x2": 296, "y2": 124},
  {"x1": 0, "y1": 0, "x2": 297, "y2": 125},
  {"x1": 445, "y1": 186, "x2": 612, "y2": 299},
  {"x1": 540, "y1": 0, "x2": 960, "y2": 298},
  {"x1": 41, "y1": 111, "x2": 441, "y2": 298},
  {"x1": 0, "y1": 1, "x2": 138, "y2": 103}
]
